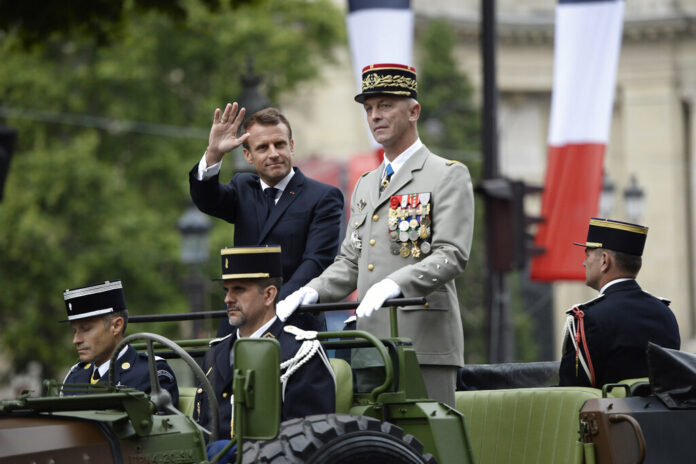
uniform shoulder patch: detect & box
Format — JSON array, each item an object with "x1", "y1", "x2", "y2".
[
  {"x1": 208, "y1": 333, "x2": 232, "y2": 346},
  {"x1": 565, "y1": 294, "x2": 605, "y2": 314},
  {"x1": 643, "y1": 290, "x2": 671, "y2": 306}
]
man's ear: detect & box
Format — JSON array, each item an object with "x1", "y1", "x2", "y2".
[
  {"x1": 600, "y1": 250, "x2": 612, "y2": 273},
  {"x1": 242, "y1": 148, "x2": 254, "y2": 165},
  {"x1": 408, "y1": 101, "x2": 421, "y2": 122},
  {"x1": 111, "y1": 316, "x2": 125, "y2": 337},
  {"x1": 264, "y1": 284, "x2": 279, "y2": 307}
]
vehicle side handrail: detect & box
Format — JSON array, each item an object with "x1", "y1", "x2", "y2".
[{"x1": 127, "y1": 297, "x2": 427, "y2": 323}]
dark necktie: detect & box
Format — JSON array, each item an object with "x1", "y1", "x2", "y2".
[
  {"x1": 264, "y1": 187, "x2": 279, "y2": 218},
  {"x1": 379, "y1": 163, "x2": 394, "y2": 196}
]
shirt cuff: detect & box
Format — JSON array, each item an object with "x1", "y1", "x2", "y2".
[{"x1": 197, "y1": 152, "x2": 222, "y2": 181}]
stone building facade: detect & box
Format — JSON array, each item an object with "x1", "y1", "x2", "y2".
[{"x1": 282, "y1": 0, "x2": 696, "y2": 356}]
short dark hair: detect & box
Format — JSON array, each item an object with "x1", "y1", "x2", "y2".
[
  {"x1": 104, "y1": 309, "x2": 128, "y2": 336},
  {"x1": 608, "y1": 249, "x2": 642, "y2": 275},
  {"x1": 254, "y1": 277, "x2": 284, "y2": 303},
  {"x1": 241, "y1": 108, "x2": 292, "y2": 150}
]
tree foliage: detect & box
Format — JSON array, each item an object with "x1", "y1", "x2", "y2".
[{"x1": 0, "y1": 0, "x2": 344, "y2": 380}]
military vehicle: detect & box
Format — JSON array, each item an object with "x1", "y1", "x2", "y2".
[{"x1": 1, "y1": 298, "x2": 694, "y2": 463}]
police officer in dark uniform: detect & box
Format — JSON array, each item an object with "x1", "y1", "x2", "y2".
[
  {"x1": 61, "y1": 280, "x2": 179, "y2": 407},
  {"x1": 194, "y1": 246, "x2": 335, "y2": 444},
  {"x1": 559, "y1": 218, "x2": 681, "y2": 387}
]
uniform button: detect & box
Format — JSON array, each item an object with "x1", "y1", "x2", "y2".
[
  {"x1": 354, "y1": 221, "x2": 359, "y2": 227},
  {"x1": 368, "y1": 264, "x2": 374, "y2": 271},
  {"x1": 372, "y1": 214, "x2": 379, "y2": 222},
  {"x1": 369, "y1": 239, "x2": 376, "y2": 246},
  {"x1": 222, "y1": 392, "x2": 228, "y2": 398},
  {"x1": 197, "y1": 388, "x2": 203, "y2": 394}
]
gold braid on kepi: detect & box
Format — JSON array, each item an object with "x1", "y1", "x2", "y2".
[
  {"x1": 573, "y1": 217, "x2": 648, "y2": 256},
  {"x1": 354, "y1": 63, "x2": 417, "y2": 103},
  {"x1": 216, "y1": 245, "x2": 283, "y2": 281}
]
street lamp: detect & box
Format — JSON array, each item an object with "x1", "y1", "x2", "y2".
[
  {"x1": 623, "y1": 174, "x2": 645, "y2": 223},
  {"x1": 234, "y1": 57, "x2": 272, "y2": 173},
  {"x1": 177, "y1": 204, "x2": 212, "y2": 337},
  {"x1": 177, "y1": 204, "x2": 212, "y2": 265},
  {"x1": 599, "y1": 172, "x2": 616, "y2": 218}
]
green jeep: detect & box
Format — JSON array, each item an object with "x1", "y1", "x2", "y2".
[{"x1": 1, "y1": 299, "x2": 692, "y2": 463}]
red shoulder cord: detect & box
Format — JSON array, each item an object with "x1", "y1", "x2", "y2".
[{"x1": 572, "y1": 306, "x2": 596, "y2": 387}]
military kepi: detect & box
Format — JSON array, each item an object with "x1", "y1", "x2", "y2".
[
  {"x1": 218, "y1": 246, "x2": 282, "y2": 280},
  {"x1": 574, "y1": 217, "x2": 648, "y2": 256},
  {"x1": 354, "y1": 63, "x2": 418, "y2": 103},
  {"x1": 63, "y1": 280, "x2": 126, "y2": 322}
]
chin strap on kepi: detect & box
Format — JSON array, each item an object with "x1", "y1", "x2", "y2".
[
  {"x1": 280, "y1": 326, "x2": 336, "y2": 400},
  {"x1": 563, "y1": 307, "x2": 596, "y2": 387}
]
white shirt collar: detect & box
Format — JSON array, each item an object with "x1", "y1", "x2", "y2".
[
  {"x1": 599, "y1": 278, "x2": 634, "y2": 295},
  {"x1": 382, "y1": 138, "x2": 423, "y2": 177},
  {"x1": 259, "y1": 168, "x2": 295, "y2": 193},
  {"x1": 96, "y1": 345, "x2": 129, "y2": 377},
  {"x1": 236, "y1": 316, "x2": 278, "y2": 339}
]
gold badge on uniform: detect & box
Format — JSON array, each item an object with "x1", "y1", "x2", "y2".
[
  {"x1": 389, "y1": 193, "x2": 432, "y2": 259},
  {"x1": 121, "y1": 362, "x2": 131, "y2": 370}
]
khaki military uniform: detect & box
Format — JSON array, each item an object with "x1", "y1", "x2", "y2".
[{"x1": 308, "y1": 145, "x2": 474, "y2": 369}]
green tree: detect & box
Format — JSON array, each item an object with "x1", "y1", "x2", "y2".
[{"x1": 0, "y1": 0, "x2": 344, "y2": 381}]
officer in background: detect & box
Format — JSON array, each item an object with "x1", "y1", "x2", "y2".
[
  {"x1": 61, "y1": 280, "x2": 179, "y2": 407},
  {"x1": 559, "y1": 217, "x2": 681, "y2": 387},
  {"x1": 194, "y1": 246, "x2": 335, "y2": 445}
]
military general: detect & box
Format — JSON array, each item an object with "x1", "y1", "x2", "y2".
[{"x1": 278, "y1": 63, "x2": 475, "y2": 407}]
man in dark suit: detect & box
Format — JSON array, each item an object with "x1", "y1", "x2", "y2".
[
  {"x1": 189, "y1": 103, "x2": 343, "y2": 334},
  {"x1": 61, "y1": 281, "x2": 179, "y2": 407},
  {"x1": 559, "y1": 218, "x2": 681, "y2": 387},
  {"x1": 193, "y1": 246, "x2": 335, "y2": 446}
]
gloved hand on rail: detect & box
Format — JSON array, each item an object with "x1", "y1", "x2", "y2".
[
  {"x1": 276, "y1": 286, "x2": 319, "y2": 322},
  {"x1": 356, "y1": 279, "x2": 401, "y2": 318}
]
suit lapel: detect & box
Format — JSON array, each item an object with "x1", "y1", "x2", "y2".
[
  {"x1": 258, "y1": 168, "x2": 303, "y2": 243},
  {"x1": 374, "y1": 146, "x2": 429, "y2": 208}
]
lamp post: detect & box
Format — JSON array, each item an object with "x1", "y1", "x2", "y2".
[
  {"x1": 623, "y1": 174, "x2": 645, "y2": 223},
  {"x1": 235, "y1": 57, "x2": 272, "y2": 173},
  {"x1": 599, "y1": 172, "x2": 616, "y2": 218},
  {"x1": 177, "y1": 204, "x2": 212, "y2": 338}
]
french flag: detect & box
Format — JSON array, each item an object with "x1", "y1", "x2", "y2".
[
  {"x1": 346, "y1": 0, "x2": 413, "y2": 151},
  {"x1": 530, "y1": 0, "x2": 625, "y2": 281}
]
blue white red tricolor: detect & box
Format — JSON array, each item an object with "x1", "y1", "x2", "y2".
[{"x1": 531, "y1": 0, "x2": 625, "y2": 281}]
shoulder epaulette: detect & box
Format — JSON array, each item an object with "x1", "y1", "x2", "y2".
[
  {"x1": 642, "y1": 289, "x2": 671, "y2": 306},
  {"x1": 208, "y1": 333, "x2": 232, "y2": 346},
  {"x1": 565, "y1": 294, "x2": 605, "y2": 314}
]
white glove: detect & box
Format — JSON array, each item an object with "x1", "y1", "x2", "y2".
[
  {"x1": 356, "y1": 279, "x2": 401, "y2": 318},
  {"x1": 276, "y1": 287, "x2": 318, "y2": 322}
]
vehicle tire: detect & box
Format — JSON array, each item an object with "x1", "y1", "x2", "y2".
[{"x1": 241, "y1": 413, "x2": 437, "y2": 464}]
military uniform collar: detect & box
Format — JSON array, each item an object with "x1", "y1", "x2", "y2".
[
  {"x1": 95, "y1": 345, "x2": 130, "y2": 378},
  {"x1": 599, "y1": 278, "x2": 634, "y2": 295},
  {"x1": 239, "y1": 316, "x2": 278, "y2": 339},
  {"x1": 383, "y1": 138, "x2": 423, "y2": 176}
]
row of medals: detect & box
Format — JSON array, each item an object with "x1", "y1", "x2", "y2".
[{"x1": 389, "y1": 200, "x2": 432, "y2": 259}]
